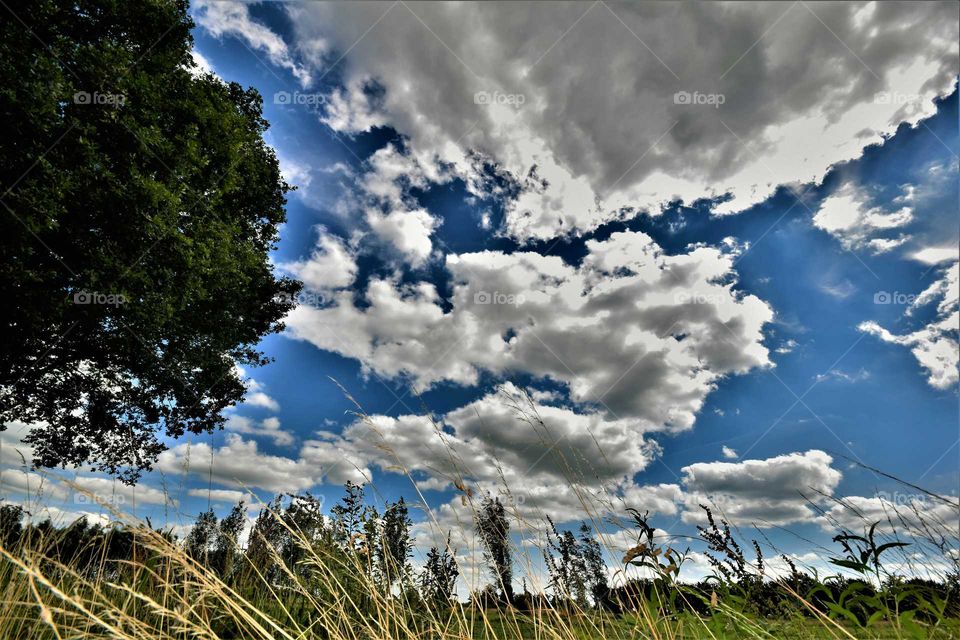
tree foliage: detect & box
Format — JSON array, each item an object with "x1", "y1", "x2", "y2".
[
  {"x1": 476, "y1": 495, "x2": 513, "y2": 603},
  {"x1": 0, "y1": 0, "x2": 300, "y2": 482},
  {"x1": 420, "y1": 535, "x2": 459, "y2": 607}
]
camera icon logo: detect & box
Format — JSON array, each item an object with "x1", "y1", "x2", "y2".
[
  {"x1": 474, "y1": 291, "x2": 491, "y2": 304},
  {"x1": 873, "y1": 291, "x2": 891, "y2": 304}
]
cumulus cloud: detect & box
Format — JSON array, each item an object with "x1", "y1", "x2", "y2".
[
  {"x1": 1, "y1": 425, "x2": 171, "y2": 510},
  {"x1": 302, "y1": 383, "x2": 662, "y2": 523},
  {"x1": 225, "y1": 415, "x2": 295, "y2": 447},
  {"x1": 280, "y1": 232, "x2": 359, "y2": 295},
  {"x1": 287, "y1": 230, "x2": 773, "y2": 430},
  {"x1": 235, "y1": 366, "x2": 281, "y2": 411},
  {"x1": 353, "y1": 145, "x2": 447, "y2": 266},
  {"x1": 860, "y1": 261, "x2": 959, "y2": 389},
  {"x1": 679, "y1": 450, "x2": 843, "y2": 526},
  {"x1": 156, "y1": 435, "x2": 321, "y2": 494},
  {"x1": 818, "y1": 494, "x2": 960, "y2": 537},
  {"x1": 813, "y1": 182, "x2": 914, "y2": 253},
  {"x1": 278, "y1": 1, "x2": 957, "y2": 240},
  {"x1": 186, "y1": 488, "x2": 256, "y2": 506}
]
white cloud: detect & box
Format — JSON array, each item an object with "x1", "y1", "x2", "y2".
[
  {"x1": 286, "y1": 230, "x2": 773, "y2": 431},
  {"x1": 188, "y1": 49, "x2": 216, "y2": 77},
  {"x1": 354, "y1": 145, "x2": 446, "y2": 266},
  {"x1": 911, "y1": 245, "x2": 960, "y2": 265},
  {"x1": 775, "y1": 339, "x2": 798, "y2": 354},
  {"x1": 280, "y1": 232, "x2": 359, "y2": 293},
  {"x1": 244, "y1": 391, "x2": 280, "y2": 411},
  {"x1": 69, "y1": 475, "x2": 173, "y2": 508},
  {"x1": 235, "y1": 366, "x2": 281, "y2": 411},
  {"x1": 193, "y1": 0, "x2": 310, "y2": 86},
  {"x1": 156, "y1": 435, "x2": 320, "y2": 494},
  {"x1": 818, "y1": 494, "x2": 960, "y2": 537},
  {"x1": 283, "y1": 1, "x2": 956, "y2": 240},
  {"x1": 186, "y1": 488, "x2": 256, "y2": 506},
  {"x1": 721, "y1": 446, "x2": 738, "y2": 459},
  {"x1": 0, "y1": 468, "x2": 69, "y2": 502},
  {"x1": 814, "y1": 368, "x2": 871, "y2": 384},
  {"x1": 679, "y1": 450, "x2": 842, "y2": 526},
  {"x1": 859, "y1": 262, "x2": 959, "y2": 389},
  {"x1": 225, "y1": 414, "x2": 295, "y2": 447},
  {"x1": 22, "y1": 505, "x2": 111, "y2": 528},
  {"x1": 303, "y1": 383, "x2": 662, "y2": 523},
  {"x1": 813, "y1": 182, "x2": 914, "y2": 253}
]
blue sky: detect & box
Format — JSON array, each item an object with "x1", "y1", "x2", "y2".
[{"x1": 3, "y1": 1, "x2": 957, "y2": 586}]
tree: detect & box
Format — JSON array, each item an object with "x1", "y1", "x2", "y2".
[
  {"x1": 544, "y1": 516, "x2": 587, "y2": 606},
  {"x1": 475, "y1": 495, "x2": 513, "y2": 604},
  {"x1": 244, "y1": 496, "x2": 285, "y2": 586},
  {"x1": 420, "y1": 534, "x2": 459, "y2": 606},
  {"x1": 331, "y1": 481, "x2": 366, "y2": 551},
  {"x1": 578, "y1": 523, "x2": 612, "y2": 610},
  {"x1": 377, "y1": 498, "x2": 413, "y2": 591},
  {"x1": 183, "y1": 509, "x2": 218, "y2": 565},
  {"x1": 211, "y1": 501, "x2": 246, "y2": 578},
  {"x1": 0, "y1": 0, "x2": 300, "y2": 483}
]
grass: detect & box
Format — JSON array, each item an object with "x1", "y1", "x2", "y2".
[
  {"x1": 0, "y1": 393, "x2": 957, "y2": 638},
  {"x1": 0, "y1": 479, "x2": 957, "y2": 639}
]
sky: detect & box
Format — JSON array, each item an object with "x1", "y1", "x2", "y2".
[{"x1": 3, "y1": 1, "x2": 959, "y2": 589}]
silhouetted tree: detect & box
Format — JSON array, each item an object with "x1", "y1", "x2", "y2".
[
  {"x1": 331, "y1": 482, "x2": 366, "y2": 551},
  {"x1": 378, "y1": 498, "x2": 413, "y2": 591},
  {"x1": 476, "y1": 495, "x2": 513, "y2": 604},
  {"x1": 184, "y1": 509, "x2": 218, "y2": 565},
  {"x1": 544, "y1": 516, "x2": 586, "y2": 606},
  {"x1": 420, "y1": 534, "x2": 459, "y2": 606},
  {"x1": 578, "y1": 523, "x2": 612, "y2": 610},
  {"x1": 211, "y1": 501, "x2": 246, "y2": 578}
]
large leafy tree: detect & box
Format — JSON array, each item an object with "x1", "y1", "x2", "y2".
[{"x1": 0, "y1": 0, "x2": 300, "y2": 482}]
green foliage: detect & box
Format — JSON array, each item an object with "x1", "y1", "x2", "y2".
[
  {"x1": 1, "y1": 480, "x2": 959, "y2": 638},
  {"x1": 475, "y1": 495, "x2": 513, "y2": 603},
  {"x1": 377, "y1": 498, "x2": 413, "y2": 591},
  {"x1": 544, "y1": 516, "x2": 586, "y2": 605},
  {"x1": 622, "y1": 508, "x2": 685, "y2": 583},
  {"x1": 420, "y1": 535, "x2": 459, "y2": 607},
  {"x1": 0, "y1": 0, "x2": 300, "y2": 483},
  {"x1": 830, "y1": 521, "x2": 910, "y2": 582}
]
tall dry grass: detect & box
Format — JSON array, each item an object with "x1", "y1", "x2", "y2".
[{"x1": 0, "y1": 389, "x2": 957, "y2": 639}]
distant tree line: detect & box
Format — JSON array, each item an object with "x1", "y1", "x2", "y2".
[{"x1": 1, "y1": 482, "x2": 957, "y2": 628}]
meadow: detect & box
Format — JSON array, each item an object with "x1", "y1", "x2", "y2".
[{"x1": 1, "y1": 445, "x2": 957, "y2": 640}]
